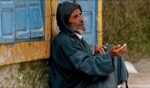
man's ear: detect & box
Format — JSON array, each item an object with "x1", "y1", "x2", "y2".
[{"x1": 68, "y1": 22, "x2": 71, "y2": 27}]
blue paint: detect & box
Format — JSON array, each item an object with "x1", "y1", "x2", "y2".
[
  {"x1": 0, "y1": 1, "x2": 15, "y2": 43},
  {"x1": 76, "y1": 0, "x2": 97, "y2": 49},
  {"x1": 15, "y1": 0, "x2": 29, "y2": 39},
  {"x1": 0, "y1": 0, "x2": 45, "y2": 43},
  {"x1": 58, "y1": 0, "x2": 74, "y2": 3},
  {"x1": 41, "y1": 0, "x2": 45, "y2": 28},
  {"x1": 95, "y1": 0, "x2": 98, "y2": 47}
]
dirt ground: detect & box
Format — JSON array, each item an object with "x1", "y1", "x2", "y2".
[{"x1": 128, "y1": 59, "x2": 150, "y2": 87}]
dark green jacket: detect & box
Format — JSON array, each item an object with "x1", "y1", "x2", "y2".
[{"x1": 50, "y1": 1, "x2": 128, "y2": 88}]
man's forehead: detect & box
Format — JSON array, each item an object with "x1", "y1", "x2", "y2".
[{"x1": 70, "y1": 9, "x2": 81, "y2": 16}]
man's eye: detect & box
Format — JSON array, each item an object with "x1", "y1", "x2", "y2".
[{"x1": 74, "y1": 15, "x2": 77, "y2": 19}]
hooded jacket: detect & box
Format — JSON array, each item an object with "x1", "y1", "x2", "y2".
[{"x1": 50, "y1": 1, "x2": 128, "y2": 88}]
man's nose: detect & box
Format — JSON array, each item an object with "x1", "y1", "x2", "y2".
[{"x1": 79, "y1": 15, "x2": 84, "y2": 22}]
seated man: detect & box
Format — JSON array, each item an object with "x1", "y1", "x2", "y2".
[{"x1": 50, "y1": 1, "x2": 128, "y2": 88}]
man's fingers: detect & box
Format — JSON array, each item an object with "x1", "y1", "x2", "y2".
[
  {"x1": 110, "y1": 44, "x2": 128, "y2": 57},
  {"x1": 122, "y1": 46, "x2": 127, "y2": 55},
  {"x1": 113, "y1": 44, "x2": 120, "y2": 49},
  {"x1": 94, "y1": 47, "x2": 105, "y2": 55},
  {"x1": 120, "y1": 44, "x2": 127, "y2": 49},
  {"x1": 101, "y1": 45, "x2": 107, "y2": 50},
  {"x1": 98, "y1": 48, "x2": 105, "y2": 54},
  {"x1": 117, "y1": 44, "x2": 127, "y2": 55}
]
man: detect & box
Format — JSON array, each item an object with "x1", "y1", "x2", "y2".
[{"x1": 50, "y1": 1, "x2": 128, "y2": 88}]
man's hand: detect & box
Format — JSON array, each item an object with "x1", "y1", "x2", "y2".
[
  {"x1": 94, "y1": 44, "x2": 108, "y2": 56},
  {"x1": 110, "y1": 44, "x2": 127, "y2": 58}
]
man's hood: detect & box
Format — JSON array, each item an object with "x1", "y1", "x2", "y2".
[{"x1": 56, "y1": 1, "x2": 82, "y2": 37}]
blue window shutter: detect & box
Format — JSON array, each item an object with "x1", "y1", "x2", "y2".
[
  {"x1": 82, "y1": 12, "x2": 92, "y2": 33},
  {"x1": 15, "y1": 0, "x2": 29, "y2": 39},
  {"x1": 76, "y1": 0, "x2": 97, "y2": 48},
  {"x1": 28, "y1": 1, "x2": 44, "y2": 38},
  {"x1": 0, "y1": 0, "x2": 45, "y2": 43},
  {"x1": 0, "y1": 1, "x2": 15, "y2": 43}
]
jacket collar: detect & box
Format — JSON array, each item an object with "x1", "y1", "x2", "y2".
[{"x1": 75, "y1": 33, "x2": 83, "y2": 40}]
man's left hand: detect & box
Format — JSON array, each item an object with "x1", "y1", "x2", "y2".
[{"x1": 94, "y1": 44, "x2": 107, "y2": 56}]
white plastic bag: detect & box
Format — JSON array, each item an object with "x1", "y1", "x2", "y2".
[{"x1": 125, "y1": 61, "x2": 138, "y2": 74}]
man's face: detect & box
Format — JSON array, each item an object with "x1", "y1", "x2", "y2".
[{"x1": 68, "y1": 8, "x2": 85, "y2": 32}]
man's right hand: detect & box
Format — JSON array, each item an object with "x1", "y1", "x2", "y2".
[{"x1": 110, "y1": 44, "x2": 127, "y2": 58}]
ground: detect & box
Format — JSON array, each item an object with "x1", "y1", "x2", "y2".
[{"x1": 128, "y1": 59, "x2": 150, "y2": 87}]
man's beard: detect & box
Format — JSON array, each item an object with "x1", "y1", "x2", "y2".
[{"x1": 70, "y1": 27, "x2": 85, "y2": 35}]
